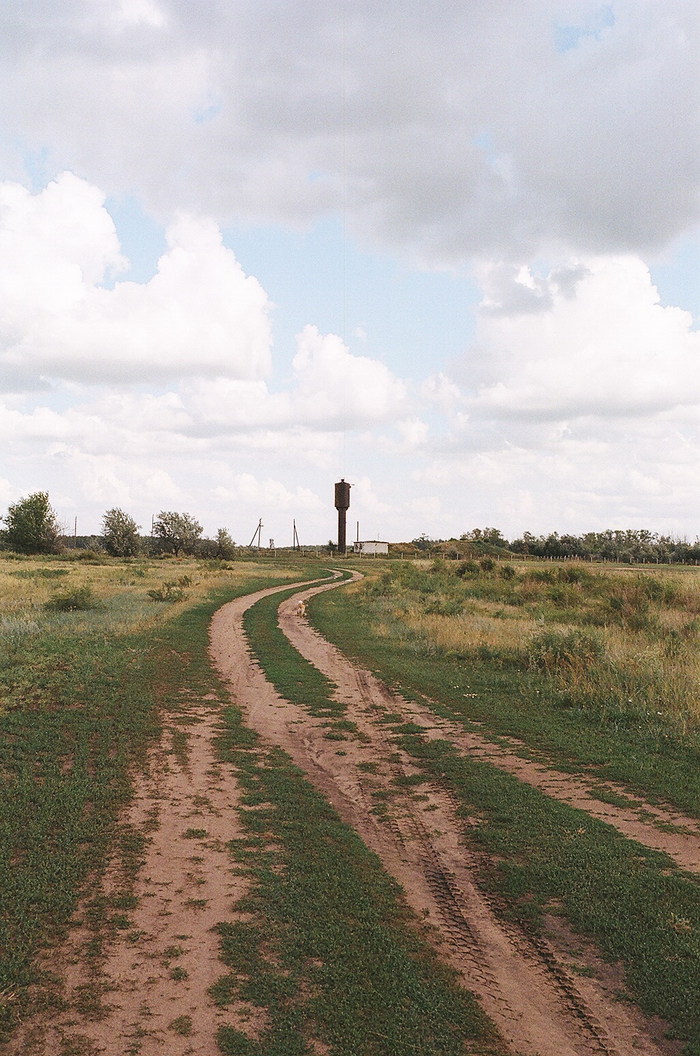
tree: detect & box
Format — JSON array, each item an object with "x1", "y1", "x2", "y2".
[
  {"x1": 2, "y1": 492, "x2": 62, "y2": 554},
  {"x1": 152, "y1": 511, "x2": 203, "y2": 556},
  {"x1": 102, "y1": 508, "x2": 141, "y2": 557},
  {"x1": 215, "y1": 528, "x2": 236, "y2": 560}
]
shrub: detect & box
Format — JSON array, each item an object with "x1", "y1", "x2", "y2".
[
  {"x1": 152, "y1": 512, "x2": 203, "y2": 556},
  {"x1": 479, "y1": 557, "x2": 496, "y2": 572},
  {"x1": 606, "y1": 584, "x2": 652, "y2": 630},
  {"x1": 528, "y1": 627, "x2": 605, "y2": 674},
  {"x1": 44, "y1": 585, "x2": 98, "y2": 612},
  {"x1": 2, "y1": 492, "x2": 62, "y2": 554},
  {"x1": 102, "y1": 508, "x2": 141, "y2": 557},
  {"x1": 500, "y1": 564, "x2": 516, "y2": 580},
  {"x1": 147, "y1": 582, "x2": 187, "y2": 603}
]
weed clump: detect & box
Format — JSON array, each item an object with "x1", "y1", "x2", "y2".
[
  {"x1": 44, "y1": 584, "x2": 97, "y2": 611},
  {"x1": 528, "y1": 628, "x2": 605, "y2": 674},
  {"x1": 147, "y1": 581, "x2": 187, "y2": 603},
  {"x1": 0, "y1": 616, "x2": 40, "y2": 652}
]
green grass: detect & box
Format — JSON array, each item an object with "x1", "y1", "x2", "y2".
[
  {"x1": 0, "y1": 562, "x2": 504, "y2": 1055},
  {"x1": 0, "y1": 566, "x2": 319, "y2": 1041},
  {"x1": 242, "y1": 579, "x2": 348, "y2": 720},
  {"x1": 310, "y1": 582, "x2": 700, "y2": 817},
  {"x1": 213, "y1": 710, "x2": 501, "y2": 1056},
  {"x1": 392, "y1": 731, "x2": 700, "y2": 1052}
]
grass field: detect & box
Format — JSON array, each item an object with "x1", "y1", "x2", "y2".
[
  {"x1": 303, "y1": 559, "x2": 700, "y2": 1052},
  {"x1": 0, "y1": 554, "x2": 504, "y2": 1055},
  {"x1": 6, "y1": 550, "x2": 700, "y2": 1051},
  {"x1": 0, "y1": 552, "x2": 315, "y2": 1040},
  {"x1": 312, "y1": 559, "x2": 700, "y2": 815}
]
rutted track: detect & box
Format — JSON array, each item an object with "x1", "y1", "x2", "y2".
[{"x1": 212, "y1": 575, "x2": 678, "y2": 1056}]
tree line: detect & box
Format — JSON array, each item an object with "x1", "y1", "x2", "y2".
[
  {"x1": 411, "y1": 527, "x2": 700, "y2": 564},
  {"x1": 0, "y1": 492, "x2": 236, "y2": 559},
  {"x1": 3, "y1": 492, "x2": 698, "y2": 565}
]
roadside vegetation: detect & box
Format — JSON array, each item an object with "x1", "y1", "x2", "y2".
[{"x1": 312, "y1": 559, "x2": 700, "y2": 815}]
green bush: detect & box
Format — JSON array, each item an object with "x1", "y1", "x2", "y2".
[
  {"x1": 2, "y1": 492, "x2": 62, "y2": 554},
  {"x1": 528, "y1": 627, "x2": 605, "y2": 673},
  {"x1": 147, "y1": 582, "x2": 187, "y2": 603},
  {"x1": 44, "y1": 585, "x2": 97, "y2": 612}
]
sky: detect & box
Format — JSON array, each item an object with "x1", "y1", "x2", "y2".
[{"x1": 0, "y1": 0, "x2": 698, "y2": 546}]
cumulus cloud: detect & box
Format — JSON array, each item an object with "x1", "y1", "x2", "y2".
[
  {"x1": 462, "y1": 255, "x2": 700, "y2": 420},
  {"x1": 0, "y1": 1, "x2": 697, "y2": 263},
  {"x1": 412, "y1": 254, "x2": 700, "y2": 534},
  {"x1": 0, "y1": 175, "x2": 272, "y2": 389},
  {"x1": 183, "y1": 324, "x2": 408, "y2": 433}
]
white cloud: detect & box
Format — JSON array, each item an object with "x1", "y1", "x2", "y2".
[
  {"x1": 463, "y1": 256, "x2": 700, "y2": 420},
  {"x1": 183, "y1": 324, "x2": 408, "y2": 433},
  {"x1": 0, "y1": 175, "x2": 272, "y2": 389},
  {"x1": 291, "y1": 325, "x2": 408, "y2": 427},
  {"x1": 413, "y1": 254, "x2": 700, "y2": 534},
  {"x1": 0, "y1": 2, "x2": 697, "y2": 263}
]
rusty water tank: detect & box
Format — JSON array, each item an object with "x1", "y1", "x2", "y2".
[
  {"x1": 334, "y1": 479, "x2": 351, "y2": 553},
  {"x1": 334, "y1": 479, "x2": 351, "y2": 511}
]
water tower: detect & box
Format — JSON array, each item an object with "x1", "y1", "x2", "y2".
[{"x1": 334, "y1": 479, "x2": 351, "y2": 554}]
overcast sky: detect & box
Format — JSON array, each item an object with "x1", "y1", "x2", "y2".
[{"x1": 1, "y1": 0, "x2": 698, "y2": 544}]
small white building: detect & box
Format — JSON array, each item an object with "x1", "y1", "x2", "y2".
[{"x1": 353, "y1": 540, "x2": 389, "y2": 556}]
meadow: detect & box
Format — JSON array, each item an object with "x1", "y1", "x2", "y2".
[
  {"x1": 363, "y1": 558, "x2": 700, "y2": 732},
  {"x1": 312, "y1": 558, "x2": 700, "y2": 809},
  {"x1": 0, "y1": 551, "x2": 310, "y2": 1040},
  {"x1": 5, "y1": 549, "x2": 700, "y2": 1052},
  {"x1": 304, "y1": 559, "x2": 700, "y2": 1050},
  {"x1": 0, "y1": 553, "x2": 502, "y2": 1056}
]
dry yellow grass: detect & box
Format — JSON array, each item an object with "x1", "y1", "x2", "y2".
[
  {"x1": 0, "y1": 554, "x2": 303, "y2": 643},
  {"x1": 366, "y1": 561, "x2": 700, "y2": 727}
]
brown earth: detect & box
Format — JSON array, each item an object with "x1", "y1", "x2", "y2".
[{"x1": 5, "y1": 688, "x2": 262, "y2": 1055}]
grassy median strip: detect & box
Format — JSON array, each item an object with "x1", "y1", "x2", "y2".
[
  {"x1": 242, "y1": 578, "x2": 347, "y2": 720},
  {"x1": 0, "y1": 564, "x2": 308, "y2": 1041},
  {"x1": 213, "y1": 709, "x2": 502, "y2": 1056}
]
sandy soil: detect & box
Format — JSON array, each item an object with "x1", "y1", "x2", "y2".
[
  {"x1": 6, "y1": 698, "x2": 259, "y2": 1056},
  {"x1": 210, "y1": 574, "x2": 686, "y2": 1056}
]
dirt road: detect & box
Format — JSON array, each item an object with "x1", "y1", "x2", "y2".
[{"x1": 212, "y1": 575, "x2": 685, "y2": 1056}]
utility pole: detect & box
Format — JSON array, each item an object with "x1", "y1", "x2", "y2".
[{"x1": 249, "y1": 519, "x2": 263, "y2": 548}]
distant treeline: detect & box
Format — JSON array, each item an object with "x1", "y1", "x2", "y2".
[{"x1": 406, "y1": 527, "x2": 700, "y2": 564}]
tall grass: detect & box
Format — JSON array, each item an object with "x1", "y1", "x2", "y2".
[{"x1": 363, "y1": 561, "x2": 700, "y2": 733}]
